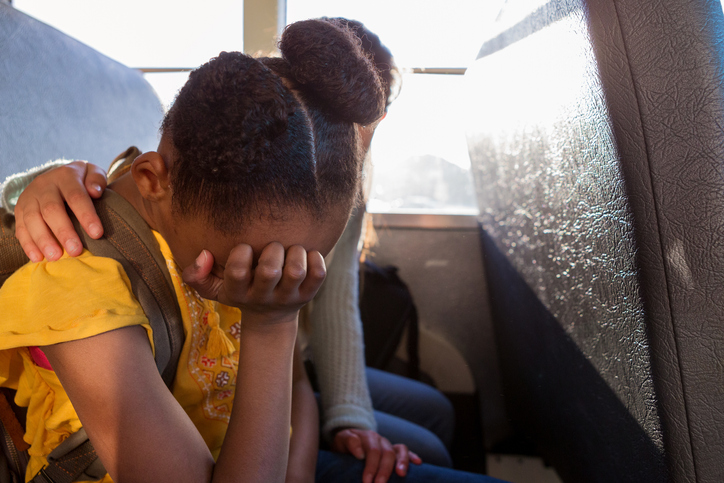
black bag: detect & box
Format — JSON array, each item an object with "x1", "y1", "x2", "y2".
[{"x1": 359, "y1": 260, "x2": 420, "y2": 380}]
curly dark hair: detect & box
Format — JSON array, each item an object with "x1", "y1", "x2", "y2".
[
  {"x1": 161, "y1": 19, "x2": 385, "y2": 233},
  {"x1": 323, "y1": 17, "x2": 401, "y2": 109}
]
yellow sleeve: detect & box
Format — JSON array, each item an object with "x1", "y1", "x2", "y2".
[{"x1": 0, "y1": 249, "x2": 151, "y2": 350}]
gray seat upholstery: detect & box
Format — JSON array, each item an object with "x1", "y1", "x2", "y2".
[
  {"x1": 466, "y1": 1, "x2": 724, "y2": 481},
  {"x1": 0, "y1": 4, "x2": 163, "y2": 181}
]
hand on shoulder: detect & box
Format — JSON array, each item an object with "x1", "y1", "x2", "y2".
[{"x1": 14, "y1": 161, "x2": 107, "y2": 261}]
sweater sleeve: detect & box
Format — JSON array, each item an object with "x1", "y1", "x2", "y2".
[
  {"x1": 1, "y1": 159, "x2": 70, "y2": 211},
  {"x1": 309, "y1": 205, "x2": 377, "y2": 441}
]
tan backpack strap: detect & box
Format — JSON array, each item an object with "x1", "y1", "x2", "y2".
[
  {"x1": 69, "y1": 189, "x2": 184, "y2": 386},
  {"x1": 30, "y1": 438, "x2": 97, "y2": 483},
  {"x1": 0, "y1": 207, "x2": 29, "y2": 287},
  {"x1": 107, "y1": 146, "x2": 141, "y2": 184},
  {"x1": 0, "y1": 390, "x2": 28, "y2": 453}
]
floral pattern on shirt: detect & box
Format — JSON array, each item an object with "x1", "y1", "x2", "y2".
[{"x1": 166, "y1": 259, "x2": 240, "y2": 423}]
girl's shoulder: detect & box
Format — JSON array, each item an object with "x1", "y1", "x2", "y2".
[{"x1": 0, "y1": 250, "x2": 149, "y2": 350}]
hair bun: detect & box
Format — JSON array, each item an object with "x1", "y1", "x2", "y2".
[{"x1": 280, "y1": 19, "x2": 385, "y2": 125}]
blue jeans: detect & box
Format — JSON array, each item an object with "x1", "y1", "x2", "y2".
[
  {"x1": 316, "y1": 450, "x2": 508, "y2": 483},
  {"x1": 367, "y1": 368, "x2": 455, "y2": 467}
]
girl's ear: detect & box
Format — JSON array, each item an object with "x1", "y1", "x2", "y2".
[{"x1": 131, "y1": 151, "x2": 171, "y2": 202}]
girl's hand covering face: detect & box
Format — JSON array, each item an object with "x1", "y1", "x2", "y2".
[
  {"x1": 182, "y1": 243, "x2": 326, "y2": 327},
  {"x1": 14, "y1": 161, "x2": 107, "y2": 262}
]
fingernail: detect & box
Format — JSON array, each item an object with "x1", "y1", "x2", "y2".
[
  {"x1": 66, "y1": 239, "x2": 81, "y2": 254},
  {"x1": 91, "y1": 183, "x2": 102, "y2": 194},
  {"x1": 29, "y1": 251, "x2": 43, "y2": 263},
  {"x1": 44, "y1": 247, "x2": 57, "y2": 260},
  {"x1": 89, "y1": 223, "x2": 102, "y2": 238},
  {"x1": 195, "y1": 250, "x2": 207, "y2": 268}
]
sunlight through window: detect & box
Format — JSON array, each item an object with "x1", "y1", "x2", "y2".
[{"x1": 288, "y1": 0, "x2": 503, "y2": 214}]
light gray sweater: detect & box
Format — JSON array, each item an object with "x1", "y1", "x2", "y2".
[{"x1": 310, "y1": 205, "x2": 376, "y2": 440}]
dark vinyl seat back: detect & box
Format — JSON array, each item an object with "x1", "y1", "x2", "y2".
[
  {"x1": 0, "y1": 4, "x2": 164, "y2": 180},
  {"x1": 465, "y1": 1, "x2": 724, "y2": 481}
]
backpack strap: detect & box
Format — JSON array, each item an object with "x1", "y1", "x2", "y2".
[
  {"x1": 70, "y1": 189, "x2": 184, "y2": 386},
  {"x1": 0, "y1": 391, "x2": 27, "y2": 455},
  {"x1": 0, "y1": 209, "x2": 29, "y2": 288},
  {"x1": 1, "y1": 392, "x2": 29, "y2": 482},
  {"x1": 29, "y1": 433, "x2": 96, "y2": 483},
  {"x1": 107, "y1": 146, "x2": 139, "y2": 183}
]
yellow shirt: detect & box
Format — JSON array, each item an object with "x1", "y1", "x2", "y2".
[
  {"x1": 0, "y1": 232, "x2": 241, "y2": 482},
  {"x1": 159, "y1": 232, "x2": 241, "y2": 458}
]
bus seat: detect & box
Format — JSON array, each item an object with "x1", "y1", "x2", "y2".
[
  {"x1": 465, "y1": 0, "x2": 724, "y2": 481},
  {"x1": 0, "y1": 3, "x2": 163, "y2": 182}
]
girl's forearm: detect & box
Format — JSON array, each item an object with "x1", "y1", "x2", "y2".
[
  {"x1": 214, "y1": 320, "x2": 298, "y2": 483},
  {"x1": 286, "y1": 340, "x2": 319, "y2": 483}
]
